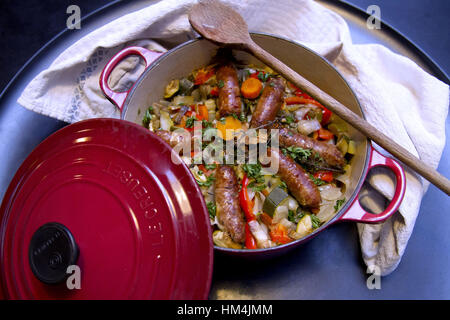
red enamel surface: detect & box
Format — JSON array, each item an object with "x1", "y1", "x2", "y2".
[
  {"x1": 0, "y1": 119, "x2": 213, "y2": 299},
  {"x1": 99, "y1": 46, "x2": 163, "y2": 112},
  {"x1": 338, "y1": 147, "x2": 407, "y2": 223}
]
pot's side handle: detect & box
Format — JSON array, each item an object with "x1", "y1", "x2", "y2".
[
  {"x1": 99, "y1": 46, "x2": 163, "y2": 112},
  {"x1": 338, "y1": 147, "x2": 406, "y2": 224}
]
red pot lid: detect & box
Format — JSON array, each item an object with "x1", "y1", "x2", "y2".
[{"x1": 0, "y1": 119, "x2": 213, "y2": 299}]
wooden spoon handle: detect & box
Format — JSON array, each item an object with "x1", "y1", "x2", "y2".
[{"x1": 246, "y1": 41, "x2": 450, "y2": 195}]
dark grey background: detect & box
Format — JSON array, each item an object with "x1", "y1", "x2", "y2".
[
  {"x1": 0, "y1": 0, "x2": 448, "y2": 299},
  {"x1": 0, "y1": 0, "x2": 449, "y2": 92}
]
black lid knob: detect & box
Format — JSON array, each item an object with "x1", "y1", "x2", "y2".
[{"x1": 28, "y1": 222, "x2": 79, "y2": 285}]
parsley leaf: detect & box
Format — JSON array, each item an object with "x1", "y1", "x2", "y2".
[
  {"x1": 334, "y1": 198, "x2": 346, "y2": 212},
  {"x1": 283, "y1": 146, "x2": 312, "y2": 162},
  {"x1": 142, "y1": 107, "x2": 153, "y2": 128},
  {"x1": 257, "y1": 72, "x2": 270, "y2": 82},
  {"x1": 217, "y1": 80, "x2": 225, "y2": 88},
  {"x1": 310, "y1": 214, "x2": 322, "y2": 229},
  {"x1": 204, "y1": 163, "x2": 217, "y2": 170},
  {"x1": 196, "y1": 175, "x2": 215, "y2": 187},
  {"x1": 288, "y1": 209, "x2": 305, "y2": 224},
  {"x1": 308, "y1": 173, "x2": 326, "y2": 186},
  {"x1": 285, "y1": 116, "x2": 295, "y2": 124},
  {"x1": 185, "y1": 116, "x2": 196, "y2": 128},
  {"x1": 242, "y1": 163, "x2": 262, "y2": 179},
  {"x1": 207, "y1": 202, "x2": 216, "y2": 219},
  {"x1": 279, "y1": 180, "x2": 288, "y2": 191}
]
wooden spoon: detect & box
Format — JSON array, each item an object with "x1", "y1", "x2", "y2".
[{"x1": 189, "y1": 0, "x2": 450, "y2": 195}]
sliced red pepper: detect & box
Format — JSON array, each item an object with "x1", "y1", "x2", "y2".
[
  {"x1": 312, "y1": 131, "x2": 319, "y2": 140},
  {"x1": 197, "y1": 164, "x2": 214, "y2": 177},
  {"x1": 194, "y1": 68, "x2": 215, "y2": 85},
  {"x1": 249, "y1": 71, "x2": 260, "y2": 79},
  {"x1": 288, "y1": 82, "x2": 300, "y2": 91},
  {"x1": 317, "y1": 128, "x2": 334, "y2": 140},
  {"x1": 197, "y1": 104, "x2": 209, "y2": 121},
  {"x1": 287, "y1": 95, "x2": 332, "y2": 125},
  {"x1": 314, "y1": 170, "x2": 334, "y2": 183},
  {"x1": 294, "y1": 89, "x2": 312, "y2": 99},
  {"x1": 269, "y1": 223, "x2": 292, "y2": 244},
  {"x1": 239, "y1": 174, "x2": 256, "y2": 222},
  {"x1": 210, "y1": 86, "x2": 219, "y2": 97},
  {"x1": 245, "y1": 223, "x2": 257, "y2": 249}
]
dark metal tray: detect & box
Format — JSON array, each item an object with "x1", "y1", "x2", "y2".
[{"x1": 0, "y1": 0, "x2": 449, "y2": 299}]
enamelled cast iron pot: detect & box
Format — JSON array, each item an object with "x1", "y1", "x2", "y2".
[
  {"x1": 99, "y1": 33, "x2": 406, "y2": 255},
  {"x1": 0, "y1": 33, "x2": 405, "y2": 300}
]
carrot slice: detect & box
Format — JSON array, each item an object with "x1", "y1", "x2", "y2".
[
  {"x1": 241, "y1": 78, "x2": 263, "y2": 99},
  {"x1": 197, "y1": 104, "x2": 209, "y2": 121}
]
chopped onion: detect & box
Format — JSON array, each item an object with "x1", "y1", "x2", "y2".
[
  {"x1": 287, "y1": 197, "x2": 298, "y2": 211},
  {"x1": 272, "y1": 204, "x2": 288, "y2": 223},
  {"x1": 252, "y1": 192, "x2": 265, "y2": 216},
  {"x1": 297, "y1": 119, "x2": 321, "y2": 135},
  {"x1": 318, "y1": 184, "x2": 342, "y2": 201},
  {"x1": 279, "y1": 218, "x2": 296, "y2": 231},
  {"x1": 294, "y1": 107, "x2": 312, "y2": 120},
  {"x1": 248, "y1": 220, "x2": 269, "y2": 243},
  {"x1": 316, "y1": 201, "x2": 336, "y2": 222}
]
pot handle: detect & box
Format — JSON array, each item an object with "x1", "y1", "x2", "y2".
[
  {"x1": 338, "y1": 146, "x2": 406, "y2": 224},
  {"x1": 99, "y1": 46, "x2": 163, "y2": 112}
]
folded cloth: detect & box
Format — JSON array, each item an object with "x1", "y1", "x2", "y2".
[{"x1": 17, "y1": 0, "x2": 449, "y2": 276}]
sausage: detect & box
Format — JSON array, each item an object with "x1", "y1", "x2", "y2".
[
  {"x1": 215, "y1": 165, "x2": 246, "y2": 243},
  {"x1": 269, "y1": 148, "x2": 321, "y2": 207},
  {"x1": 277, "y1": 127, "x2": 345, "y2": 169},
  {"x1": 216, "y1": 64, "x2": 242, "y2": 117},
  {"x1": 249, "y1": 77, "x2": 285, "y2": 128},
  {"x1": 155, "y1": 129, "x2": 195, "y2": 150}
]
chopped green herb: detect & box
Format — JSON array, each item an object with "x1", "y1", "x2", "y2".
[
  {"x1": 220, "y1": 117, "x2": 226, "y2": 124},
  {"x1": 197, "y1": 170, "x2": 204, "y2": 176},
  {"x1": 288, "y1": 209, "x2": 305, "y2": 224},
  {"x1": 279, "y1": 181, "x2": 288, "y2": 191},
  {"x1": 248, "y1": 181, "x2": 267, "y2": 192},
  {"x1": 334, "y1": 198, "x2": 346, "y2": 212},
  {"x1": 285, "y1": 116, "x2": 295, "y2": 124},
  {"x1": 283, "y1": 146, "x2": 312, "y2": 162},
  {"x1": 202, "y1": 120, "x2": 213, "y2": 128},
  {"x1": 196, "y1": 175, "x2": 215, "y2": 187},
  {"x1": 142, "y1": 107, "x2": 153, "y2": 128},
  {"x1": 239, "y1": 113, "x2": 247, "y2": 122},
  {"x1": 204, "y1": 163, "x2": 217, "y2": 170},
  {"x1": 258, "y1": 72, "x2": 270, "y2": 82},
  {"x1": 218, "y1": 80, "x2": 225, "y2": 88},
  {"x1": 308, "y1": 173, "x2": 326, "y2": 186},
  {"x1": 207, "y1": 202, "x2": 216, "y2": 219},
  {"x1": 310, "y1": 214, "x2": 322, "y2": 229},
  {"x1": 185, "y1": 116, "x2": 196, "y2": 128},
  {"x1": 242, "y1": 163, "x2": 262, "y2": 179},
  {"x1": 231, "y1": 113, "x2": 239, "y2": 120}
]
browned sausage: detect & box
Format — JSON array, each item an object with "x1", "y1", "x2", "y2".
[
  {"x1": 278, "y1": 127, "x2": 345, "y2": 169},
  {"x1": 155, "y1": 129, "x2": 195, "y2": 151},
  {"x1": 215, "y1": 165, "x2": 246, "y2": 243},
  {"x1": 249, "y1": 77, "x2": 285, "y2": 128},
  {"x1": 216, "y1": 64, "x2": 241, "y2": 117},
  {"x1": 269, "y1": 148, "x2": 321, "y2": 207}
]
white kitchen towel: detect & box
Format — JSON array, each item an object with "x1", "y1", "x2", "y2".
[{"x1": 17, "y1": 0, "x2": 449, "y2": 276}]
